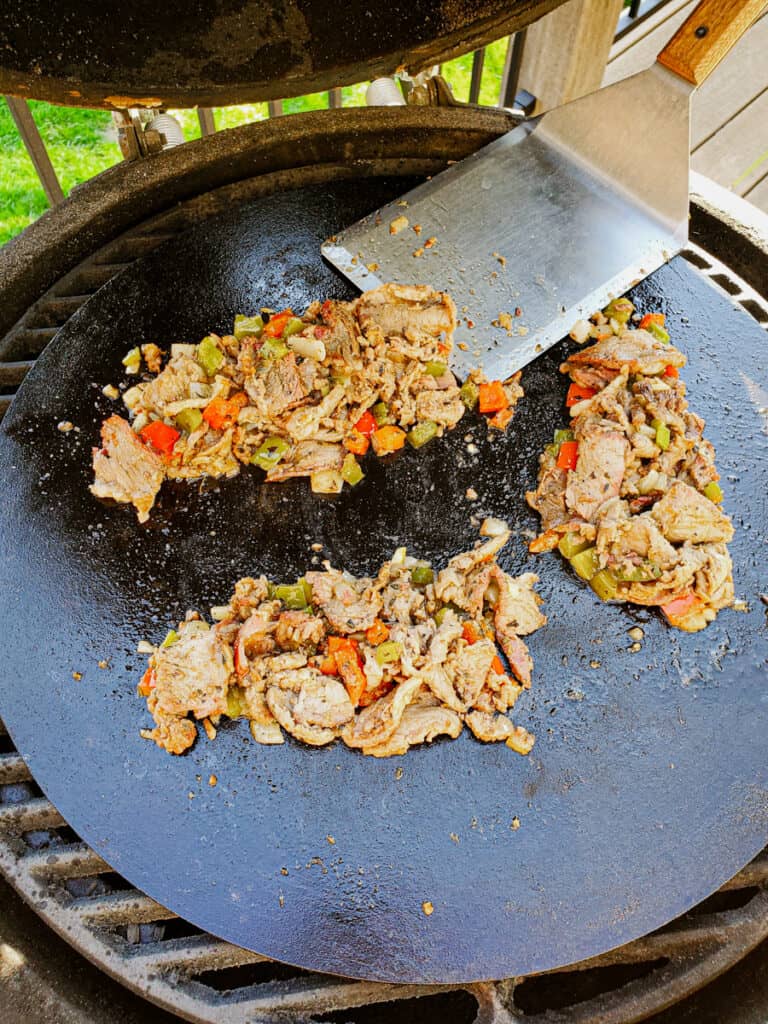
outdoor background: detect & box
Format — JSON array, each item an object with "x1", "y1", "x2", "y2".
[{"x1": 0, "y1": 45, "x2": 508, "y2": 247}]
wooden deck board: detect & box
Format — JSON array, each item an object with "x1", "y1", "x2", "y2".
[{"x1": 603, "y1": 4, "x2": 768, "y2": 214}]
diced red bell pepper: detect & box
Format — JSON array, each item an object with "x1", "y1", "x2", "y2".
[
  {"x1": 462, "y1": 622, "x2": 480, "y2": 645},
  {"x1": 202, "y1": 392, "x2": 247, "y2": 431},
  {"x1": 478, "y1": 381, "x2": 508, "y2": 414},
  {"x1": 663, "y1": 364, "x2": 679, "y2": 378},
  {"x1": 556, "y1": 440, "x2": 579, "y2": 471},
  {"x1": 488, "y1": 406, "x2": 514, "y2": 431},
  {"x1": 354, "y1": 410, "x2": 378, "y2": 437},
  {"x1": 327, "y1": 637, "x2": 366, "y2": 705},
  {"x1": 366, "y1": 619, "x2": 390, "y2": 645},
  {"x1": 344, "y1": 429, "x2": 370, "y2": 456},
  {"x1": 138, "y1": 667, "x2": 156, "y2": 697},
  {"x1": 371, "y1": 425, "x2": 406, "y2": 456},
  {"x1": 358, "y1": 680, "x2": 394, "y2": 707},
  {"x1": 639, "y1": 312, "x2": 665, "y2": 330},
  {"x1": 262, "y1": 309, "x2": 293, "y2": 338},
  {"x1": 660, "y1": 592, "x2": 700, "y2": 621},
  {"x1": 565, "y1": 382, "x2": 597, "y2": 407},
  {"x1": 140, "y1": 420, "x2": 180, "y2": 456}
]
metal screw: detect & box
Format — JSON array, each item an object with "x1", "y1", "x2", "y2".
[{"x1": 695, "y1": 25, "x2": 709, "y2": 38}]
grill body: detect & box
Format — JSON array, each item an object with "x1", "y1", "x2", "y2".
[{"x1": 0, "y1": 107, "x2": 766, "y2": 1023}]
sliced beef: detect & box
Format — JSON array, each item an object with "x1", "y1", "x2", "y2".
[
  {"x1": 651, "y1": 481, "x2": 734, "y2": 544},
  {"x1": 355, "y1": 283, "x2": 456, "y2": 342},
  {"x1": 361, "y1": 704, "x2": 462, "y2": 757},
  {"x1": 152, "y1": 628, "x2": 233, "y2": 721},
  {"x1": 90, "y1": 415, "x2": 165, "y2": 523},
  {"x1": 562, "y1": 329, "x2": 686, "y2": 376},
  {"x1": 266, "y1": 440, "x2": 343, "y2": 482},
  {"x1": 565, "y1": 427, "x2": 628, "y2": 522}
]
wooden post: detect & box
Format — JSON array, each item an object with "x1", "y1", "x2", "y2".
[
  {"x1": 5, "y1": 96, "x2": 64, "y2": 206},
  {"x1": 517, "y1": 0, "x2": 624, "y2": 114}
]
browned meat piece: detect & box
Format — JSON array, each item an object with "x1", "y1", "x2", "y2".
[
  {"x1": 230, "y1": 577, "x2": 271, "y2": 620},
  {"x1": 152, "y1": 629, "x2": 233, "y2": 721},
  {"x1": 341, "y1": 676, "x2": 423, "y2": 749},
  {"x1": 275, "y1": 611, "x2": 325, "y2": 651},
  {"x1": 596, "y1": 509, "x2": 677, "y2": 573},
  {"x1": 428, "y1": 609, "x2": 463, "y2": 664},
  {"x1": 141, "y1": 354, "x2": 207, "y2": 411},
  {"x1": 356, "y1": 283, "x2": 456, "y2": 342},
  {"x1": 306, "y1": 568, "x2": 381, "y2": 633},
  {"x1": 260, "y1": 353, "x2": 307, "y2": 415},
  {"x1": 282, "y1": 386, "x2": 346, "y2": 442},
  {"x1": 266, "y1": 670, "x2": 354, "y2": 745},
  {"x1": 562, "y1": 329, "x2": 686, "y2": 376},
  {"x1": 651, "y1": 481, "x2": 734, "y2": 544},
  {"x1": 266, "y1": 440, "x2": 343, "y2": 482},
  {"x1": 464, "y1": 711, "x2": 535, "y2": 753},
  {"x1": 679, "y1": 442, "x2": 719, "y2": 491},
  {"x1": 528, "y1": 520, "x2": 594, "y2": 554},
  {"x1": 422, "y1": 663, "x2": 466, "y2": 713},
  {"x1": 434, "y1": 519, "x2": 511, "y2": 609},
  {"x1": 414, "y1": 389, "x2": 466, "y2": 428},
  {"x1": 444, "y1": 639, "x2": 496, "y2": 708},
  {"x1": 234, "y1": 611, "x2": 278, "y2": 676},
  {"x1": 361, "y1": 704, "x2": 463, "y2": 757},
  {"x1": 141, "y1": 343, "x2": 164, "y2": 374},
  {"x1": 378, "y1": 570, "x2": 427, "y2": 625},
  {"x1": 314, "y1": 298, "x2": 362, "y2": 366},
  {"x1": 142, "y1": 695, "x2": 198, "y2": 754},
  {"x1": 90, "y1": 415, "x2": 165, "y2": 523},
  {"x1": 567, "y1": 365, "x2": 619, "y2": 390},
  {"x1": 240, "y1": 688, "x2": 284, "y2": 745},
  {"x1": 565, "y1": 427, "x2": 628, "y2": 522}
]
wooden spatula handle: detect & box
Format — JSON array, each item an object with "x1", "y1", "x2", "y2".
[{"x1": 657, "y1": 0, "x2": 766, "y2": 86}]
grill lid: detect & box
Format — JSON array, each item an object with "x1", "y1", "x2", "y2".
[{"x1": 0, "y1": 0, "x2": 564, "y2": 109}]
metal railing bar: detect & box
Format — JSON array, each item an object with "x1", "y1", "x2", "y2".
[
  {"x1": 499, "y1": 30, "x2": 527, "y2": 109},
  {"x1": 469, "y1": 48, "x2": 486, "y2": 104},
  {"x1": 4, "y1": 96, "x2": 65, "y2": 206},
  {"x1": 267, "y1": 99, "x2": 283, "y2": 118},
  {"x1": 328, "y1": 88, "x2": 343, "y2": 109},
  {"x1": 197, "y1": 108, "x2": 216, "y2": 136},
  {"x1": 615, "y1": 0, "x2": 676, "y2": 42}
]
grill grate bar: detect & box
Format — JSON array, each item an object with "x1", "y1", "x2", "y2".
[
  {"x1": 0, "y1": 796, "x2": 64, "y2": 832},
  {"x1": 24, "y1": 295, "x2": 94, "y2": 328},
  {"x1": 23, "y1": 842, "x2": 110, "y2": 879},
  {"x1": 0, "y1": 752, "x2": 32, "y2": 783},
  {"x1": 92, "y1": 235, "x2": 178, "y2": 263},
  {"x1": 0, "y1": 361, "x2": 33, "y2": 386},
  {"x1": 720, "y1": 850, "x2": 768, "y2": 890},
  {"x1": 8, "y1": 327, "x2": 59, "y2": 357},
  {"x1": 72, "y1": 889, "x2": 179, "y2": 925},
  {"x1": 54, "y1": 264, "x2": 137, "y2": 295},
  {"x1": 120, "y1": 933, "x2": 269, "y2": 972}
]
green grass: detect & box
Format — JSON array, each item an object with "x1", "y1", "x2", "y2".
[{"x1": 0, "y1": 39, "x2": 509, "y2": 247}]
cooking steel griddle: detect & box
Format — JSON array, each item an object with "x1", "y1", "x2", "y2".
[{"x1": 0, "y1": 181, "x2": 766, "y2": 985}]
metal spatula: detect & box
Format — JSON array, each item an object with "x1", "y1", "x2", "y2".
[{"x1": 322, "y1": 0, "x2": 764, "y2": 379}]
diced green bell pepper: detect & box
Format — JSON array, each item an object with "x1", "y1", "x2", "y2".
[
  {"x1": 460, "y1": 379, "x2": 479, "y2": 410},
  {"x1": 274, "y1": 583, "x2": 309, "y2": 610},
  {"x1": 654, "y1": 422, "x2": 671, "y2": 451},
  {"x1": 251, "y1": 436, "x2": 291, "y2": 471},
  {"x1": 647, "y1": 321, "x2": 670, "y2": 344},
  {"x1": 226, "y1": 686, "x2": 244, "y2": 718},
  {"x1": 260, "y1": 337, "x2": 289, "y2": 360},
  {"x1": 197, "y1": 336, "x2": 224, "y2": 376},
  {"x1": 300, "y1": 578, "x2": 313, "y2": 606},
  {"x1": 372, "y1": 401, "x2": 390, "y2": 425},
  {"x1": 553, "y1": 428, "x2": 574, "y2": 445},
  {"x1": 161, "y1": 629, "x2": 179, "y2": 648},
  {"x1": 425, "y1": 361, "x2": 448, "y2": 377},
  {"x1": 282, "y1": 317, "x2": 305, "y2": 338},
  {"x1": 375, "y1": 641, "x2": 403, "y2": 665},
  {"x1": 602, "y1": 297, "x2": 634, "y2": 325},
  {"x1": 175, "y1": 407, "x2": 203, "y2": 433},
  {"x1": 590, "y1": 569, "x2": 619, "y2": 601},
  {"x1": 341, "y1": 453, "x2": 365, "y2": 487},
  {"x1": 407, "y1": 421, "x2": 438, "y2": 449},
  {"x1": 233, "y1": 314, "x2": 264, "y2": 340},
  {"x1": 704, "y1": 481, "x2": 723, "y2": 503},
  {"x1": 558, "y1": 531, "x2": 592, "y2": 560},
  {"x1": 411, "y1": 563, "x2": 434, "y2": 586},
  {"x1": 569, "y1": 546, "x2": 600, "y2": 581},
  {"x1": 317, "y1": 380, "x2": 331, "y2": 397},
  {"x1": 614, "y1": 562, "x2": 661, "y2": 582}
]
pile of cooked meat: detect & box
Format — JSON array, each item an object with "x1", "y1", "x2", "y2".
[
  {"x1": 91, "y1": 283, "x2": 523, "y2": 522},
  {"x1": 138, "y1": 519, "x2": 545, "y2": 757},
  {"x1": 526, "y1": 302, "x2": 734, "y2": 632}
]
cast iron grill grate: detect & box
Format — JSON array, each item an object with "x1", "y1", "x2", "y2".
[{"x1": 0, "y1": 187, "x2": 766, "y2": 1023}]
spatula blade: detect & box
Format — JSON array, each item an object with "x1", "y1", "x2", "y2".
[{"x1": 322, "y1": 65, "x2": 691, "y2": 380}]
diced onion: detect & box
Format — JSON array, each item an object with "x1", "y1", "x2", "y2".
[
  {"x1": 122, "y1": 385, "x2": 145, "y2": 411},
  {"x1": 391, "y1": 546, "x2": 407, "y2": 566},
  {"x1": 171, "y1": 343, "x2": 197, "y2": 359},
  {"x1": 136, "y1": 640, "x2": 155, "y2": 654},
  {"x1": 310, "y1": 469, "x2": 344, "y2": 494},
  {"x1": 569, "y1": 319, "x2": 591, "y2": 344},
  {"x1": 287, "y1": 335, "x2": 326, "y2": 361},
  {"x1": 209, "y1": 605, "x2": 231, "y2": 621},
  {"x1": 480, "y1": 517, "x2": 508, "y2": 537}
]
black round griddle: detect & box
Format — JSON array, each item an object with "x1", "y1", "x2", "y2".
[{"x1": 0, "y1": 180, "x2": 766, "y2": 985}]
